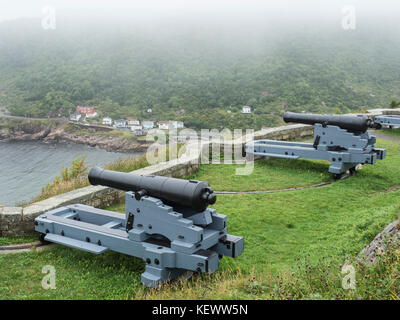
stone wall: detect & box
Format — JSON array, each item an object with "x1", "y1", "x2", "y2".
[{"x1": 1, "y1": 108, "x2": 398, "y2": 236}]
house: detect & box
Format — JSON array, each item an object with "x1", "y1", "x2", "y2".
[
  {"x1": 176, "y1": 109, "x2": 185, "y2": 115},
  {"x1": 146, "y1": 108, "x2": 152, "y2": 113},
  {"x1": 133, "y1": 129, "x2": 146, "y2": 136},
  {"x1": 142, "y1": 121, "x2": 155, "y2": 130},
  {"x1": 114, "y1": 119, "x2": 127, "y2": 128},
  {"x1": 130, "y1": 125, "x2": 143, "y2": 132},
  {"x1": 158, "y1": 121, "x2": 170, "y2": 130},
  {"x1": 130, "y1": 125, "x2": 146, "y2": 136},
  {"x1": 70, "y1": 113, "x2": 82, "y2": 122},
  {"x1": 241, "y1": 106, "x2": 251, "y2": 114},
  {"x1": 102, "y1": 117, "x2": 113, "y2": 126},
  {"x1": 77, "y1": 106, "x2": 97, "y2": 118},
  {"x1": 85, "y1": 111, "x2": 98, "y2": 118},
  {"x1": 127, "y1": 117, "x2": 140, "y2": 126},
  {"x1": 158, "y1": 121, "x2": 184, "y2": 130}
]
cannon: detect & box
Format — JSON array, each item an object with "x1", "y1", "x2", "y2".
[
  {"x1": 34, "y1": 167, "x2": 244, "y2": 288},
  {"x1": 245, "y1": 112, "x2": 386, "y2": 178},
  {"x1": 374, "y1": 115, "x2": 400, "y2": 128}
]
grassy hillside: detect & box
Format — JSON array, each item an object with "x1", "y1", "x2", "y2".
[{"x1": 1, "y1": 137, "x2": 399, "y2": 299}]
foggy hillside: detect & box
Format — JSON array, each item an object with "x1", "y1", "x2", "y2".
[{"x1": 0, "y1": 0, "x2": 400, "y2": 129}]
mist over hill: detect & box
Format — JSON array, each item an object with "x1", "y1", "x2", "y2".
[{"x1": 1, "y1": 2, "x2": 400, "y2": 129}]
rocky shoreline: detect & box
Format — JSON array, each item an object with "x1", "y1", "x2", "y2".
[{"x1": 0, "y1": 125, "x2": 151, "y2": 153}]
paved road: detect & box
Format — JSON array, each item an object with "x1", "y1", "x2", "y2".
[
  {"x1": 372, "y1": 130, "x2": 400, "y2": 143},
  {"x1": 0, "y1": 112, "x2": 66, "y2": 121}
]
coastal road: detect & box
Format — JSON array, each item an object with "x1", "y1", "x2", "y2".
[{"x1": 0, "y1": 106, "x2": 68, "y2": 121}]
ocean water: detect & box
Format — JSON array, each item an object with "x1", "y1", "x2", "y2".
[{"x1": 0, "y1": 140, "x2": 139, "y2": 206}]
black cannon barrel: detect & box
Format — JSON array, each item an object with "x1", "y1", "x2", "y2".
[
  {"x1": 283, "y1": 112, "x2": 372, "y2": 133},
  {"x1": 88, "y1": 166, "x2": 216, "y2": 211}
]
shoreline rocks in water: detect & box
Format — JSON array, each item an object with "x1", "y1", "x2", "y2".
[{"x1": 0, "y1": 123, "x2": 150, "y2": 153}]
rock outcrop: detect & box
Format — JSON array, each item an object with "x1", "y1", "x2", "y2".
[
  {"x1": 0, "y1": 123, "x2": 150, "y2": 153},
  {"x1": 359, "y1": 220, "x2": 400, "y2": 262}
]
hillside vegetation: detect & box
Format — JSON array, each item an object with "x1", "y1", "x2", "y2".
[{"x1": 1, "y1": 19, "x2": 400, "y2": 129}]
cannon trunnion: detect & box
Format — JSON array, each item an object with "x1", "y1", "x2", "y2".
[
  {"x1": 246, "y1": 112, "x2": 386, "y2": 177},
  {"x1": 34, "y1": 167, "x2": 244, "y2": 288}
]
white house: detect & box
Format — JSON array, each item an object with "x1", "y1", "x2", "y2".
[
  {"x1": 130, "y1": 125, "x2": 143, "y2": 132},
  {"x1": 102, "y1": 117, "x2": 113, "y2": 126},
  {"x1": 241, "y1": 106, "x2": 251, "y2": 114},
  {"x1": 142, "y1": 121, "x2": 155, "y2": 130},
  {"x1": 127, "y1": 117, "x2": 140, "y2": 126},
  {"x1": 70, "y1": 113, "x2": 82, "y2": 122},
  {"x1": 130, "y1": 125, "x2": 146, "y2": 136},
  {"x1": 158, "y1": 121, "x2": 184, "y2": 130},
  {"x1": 85, "y1": 111, "x2": 98, "y2": 118},
  {"x1": 114, "y1": 119, "x2": 127, "y2": 128},
  {"x1": 146, "y1": 108, "x2": 152, "y2": 113},
  {"x1": 158, "y1": 121, "x2": 170, "y2": 130}
]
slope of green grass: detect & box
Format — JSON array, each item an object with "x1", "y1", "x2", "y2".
[
  {"x1": 382, "y1": 128, "x2": 400, "y2": 139},
  {"x1": 1, "y1": 139, "x2": 399, "y2": 299},
  {"x1": 187, "y1": 158, "x2": 331, "y2": 192}
]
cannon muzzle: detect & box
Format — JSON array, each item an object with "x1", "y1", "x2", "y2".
[
  {"x1": 88, "y1": 166, "x2": 216, "y2": 211},
  {"x1": 283, "y1": 112, "x2": 373, "y2": 133}
]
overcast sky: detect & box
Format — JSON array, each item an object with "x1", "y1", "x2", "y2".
[
  {"x1": 1, "y1": 0, "x2": 399, "y2": 23},
  {"x1": 0, "y1": 0, "x2": 400, "y2": 36}
]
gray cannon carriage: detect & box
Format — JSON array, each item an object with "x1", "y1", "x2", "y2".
[
  {"x1": 245, "y1": 112, "x2": 386, "y2": 178},
  {"x1": 374, "y1": 115, "x2": 400, "y2": 128},
  {"x1": 34, "y1": 167, "x2": 244, "y2": 288}
]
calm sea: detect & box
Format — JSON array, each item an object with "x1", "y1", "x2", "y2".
[{"x1": 0, "y1": 140, "x2": 139, "y2": 206}]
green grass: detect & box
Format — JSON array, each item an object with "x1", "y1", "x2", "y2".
[
  {"x1": 187, "y1": 158, "x2": 332, "y2": 192},
  {"x1": 1, "y1": 138, "x2": 400, "y2": 299},
  {"x1": 0, "y1": 235, "x2": 37, "y2": 246},
  {"x1": 382, "y1": 128, "x2": 400, "y2": 139}
]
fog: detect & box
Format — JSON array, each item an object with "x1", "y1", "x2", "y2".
[{"x1": 1, "y1": 0, "x2": 400, "y2": 31}]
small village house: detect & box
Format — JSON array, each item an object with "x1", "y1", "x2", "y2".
[
  {"x1": 114, "y1": 119, "x2": 127, "y2": 128},
  {"x1": 146, "y1": 108, "x2": 152, "y2": 113},
  {"x1": 130, "y1": 125, "x2": 146, "y2": 136},
  {"x1": 127, "y1": 117, "x2": 140, "y2": 126},
  {"x1": 241, "y1": 106, "x2": 251, "y2": 114},
  {"x1": 142, "y1": 120, "x2": 155, "y2": 130},
  {"x1": 130, "y1": 125, "x2": 143, "y2": 132},
  {"x1": 77, "y1": 105, "x2": 98, "y2": 118},
  {"x1": 158, "y1": 121, "x2": 184, "y2": 130},
  {"x1": 102, "y1": 117, "x2": 113, "y2": 126},
  {"x1": 158, "y1": 121, "x2": 170, "y2": 130},
  {"x1": 70, "y1": 113, "x2": 82, "y2": 122}
]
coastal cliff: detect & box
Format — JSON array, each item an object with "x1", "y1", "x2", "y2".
[{"x1": 0, "y1": 119, "x2": 150, "y2": 153}]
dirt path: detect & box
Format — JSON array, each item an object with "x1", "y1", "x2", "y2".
[
  {"x1": 0, "y1": 241, "x2": 55, "y2": 254},
  {"x1": 215, "y1": 181, "x2": 333, "y2": 195},
  {"x1": 372, "y1": 130, "x2": 400, "y2": 144}
]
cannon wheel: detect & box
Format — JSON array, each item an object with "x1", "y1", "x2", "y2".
[
  {"x1": 38, "y1": 233, "x2": 50, "y2": 245},
  {"x1": 333, "y1": 171, "x2": 352, "y2": 180}
]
